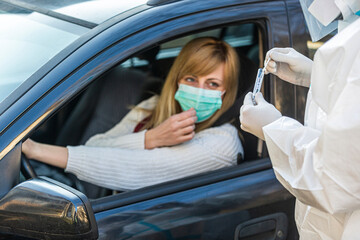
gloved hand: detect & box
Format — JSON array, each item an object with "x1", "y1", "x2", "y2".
[
  {"x1": 265, "y1": 47, "x2": 313, "y2": 87},
  {"x1": 240, "y1": 92, "x2": 282, "y2": 140}
]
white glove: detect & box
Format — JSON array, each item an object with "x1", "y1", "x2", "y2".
[
  {"x1": 265, "y1": 48, "x2": 313, "y2": 87},
  {"x1": 240, "y1": 92, "x2": 282, "y2": 140}
]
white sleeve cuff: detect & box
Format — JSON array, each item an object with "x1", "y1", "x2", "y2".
[{"x1": 65, "y1": 146, "x2": 86, "y2": 176}]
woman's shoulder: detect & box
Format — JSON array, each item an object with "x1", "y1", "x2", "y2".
[{"x1": 102, "y1": 95, "x2": 159, "y2": 135}]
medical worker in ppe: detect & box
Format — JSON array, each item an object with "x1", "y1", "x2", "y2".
[{"x1": 240, "y1": 0, "x2": 360, "y2": 239}]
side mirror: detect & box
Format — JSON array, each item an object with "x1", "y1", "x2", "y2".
[{"x1": 0, "y1": 176, "x2": 98, "y2": 239}]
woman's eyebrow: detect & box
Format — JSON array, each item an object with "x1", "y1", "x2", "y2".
[
  {"x1": 207, "y1": 77, "x2": 223, "y2": 82},
  {"x1": 183, "y1": 74, "x2": 197, "y2": 78}
]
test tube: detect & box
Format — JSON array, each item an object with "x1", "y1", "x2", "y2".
[
  {"x1": 252, "y1": 68, "x2": 265, "y2": 105},
  {"x1": 251, "y1": 57, "x2": 271, "y2": 105}
]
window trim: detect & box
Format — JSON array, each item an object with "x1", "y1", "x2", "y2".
[{"x1": 1, "y1": 2, "x2": 287, "y2": 203}]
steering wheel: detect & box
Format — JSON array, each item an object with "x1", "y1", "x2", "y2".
[{"x1": 20, "y1": 154, "x2": 37, "y2": 179}]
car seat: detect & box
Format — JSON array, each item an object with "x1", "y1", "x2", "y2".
[{"x1": 54, "y1": 67, "x2": 150, "y2": 198}]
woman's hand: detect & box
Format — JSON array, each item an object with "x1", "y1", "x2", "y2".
[
  {"x1": 22, "y1": 139, "x2": 38, "y2": 159},
  {"x1": 145, "y1": 108, "x2": 197, "y2": 149},
  {"x1": 22, "y1": 138, "x2": 68, "y2": 169}
]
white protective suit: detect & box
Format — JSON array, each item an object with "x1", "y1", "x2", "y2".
[{"x1": 263, "y1": 18, "x2": 360, "y2": 239}]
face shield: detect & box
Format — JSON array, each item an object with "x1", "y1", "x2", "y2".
[
  {"x1": 299, "y1": 0, "x2": 339, "y2": 42},
  {"x1": 299, "y1": 0, "x2": 360, "y2": 42}
]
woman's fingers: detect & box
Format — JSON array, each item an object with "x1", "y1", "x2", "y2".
[
  {"x1": 145, "y1": 108, "x2": 198, "y2": 149},
  {"x1": 169, "y1": 109, "x2": 197, "y2": 143},
  {"x1": 180, "y1": 125, "x2": 195, "y2": 135},
  {"x1": 174, "y1": 108, "x2": 196, "y2": 121},
  {"x1": 177, "y1": 119, "x2": 196, "y2": 143},
  {"x1": 172, "y1": 108, "x2": 197, "y2": 130},
  {"x1": 177, "y1": 115, "x2": 197, "y2": 128},
  {"x1": 179, "y1": 131, "x2": 195, "y2": 142}
]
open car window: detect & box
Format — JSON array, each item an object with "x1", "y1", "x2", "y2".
[{"x1": 26, "y1": 21, "x2": 263, "y2": 199}]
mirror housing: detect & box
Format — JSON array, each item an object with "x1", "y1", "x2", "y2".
[{"x1": 0, "y1": 177, "x2": 98, "y2": 239}]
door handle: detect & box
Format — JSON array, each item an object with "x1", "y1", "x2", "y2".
[{"x1": 234, "y1": 212, "x2": 288, "y2": 240}]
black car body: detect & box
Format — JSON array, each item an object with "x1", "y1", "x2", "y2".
[{"x1": 0, "y1": 0, "x2": 312, "y2": 239}]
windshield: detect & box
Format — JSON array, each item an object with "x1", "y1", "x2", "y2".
[
  {"x1": 0, "y1": 2, "x2": 87, "y2": 103},
  {"x1": 0, "y1": 0, "x2": 147, "y2": 104}
]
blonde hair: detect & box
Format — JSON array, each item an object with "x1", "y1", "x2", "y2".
[{"x1": 142, "y1": 37, "x2": 239, "y2": 132}]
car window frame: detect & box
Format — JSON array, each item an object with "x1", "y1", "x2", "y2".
[
  {"x1": 74, "y1": 3, "x2": 286, "y2": 202},
  {"x1": 0, "y1": 0, "x2": 291, "y2": 198}
]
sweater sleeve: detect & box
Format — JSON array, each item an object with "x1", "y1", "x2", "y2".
[
  {"x1": 85, "y1": 130, "x2": 147, "y2": 150},
  {"x1": 65, "y1": 123, "x2": 242, "y2": 191}
]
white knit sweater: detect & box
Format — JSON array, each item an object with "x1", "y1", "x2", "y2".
[{"x1": 65, "y1": 96, "x2": 243, "y2": 191}]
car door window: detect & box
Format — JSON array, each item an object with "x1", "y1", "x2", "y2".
[{"x1": 26, "y1": 21, "x2": 263, "y2": 199}]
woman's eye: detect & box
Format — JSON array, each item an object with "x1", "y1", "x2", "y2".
[
  {"x1": 209, "y1": 82, "x2": 219, "y2": 88},
  {"x1": 185, "y1": 77, "x2": 195, "y2": 82}
]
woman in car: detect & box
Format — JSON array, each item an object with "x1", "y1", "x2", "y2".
[{"x1": 22, "y1": 37, "x2": 243, "y2": 191}]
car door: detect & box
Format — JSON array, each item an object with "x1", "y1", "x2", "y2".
[
  {"x1": 0, "y1": 0, "x2": 305, "y2": 239},
  {"x1": 81, "y1": 1, "x2": 300, "y2": 239}
]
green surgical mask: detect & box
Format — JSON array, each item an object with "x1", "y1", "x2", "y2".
[{"x1": 174, "y1": 84, "x2": 223, "y2": 123}]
